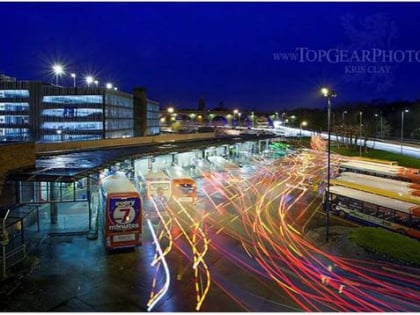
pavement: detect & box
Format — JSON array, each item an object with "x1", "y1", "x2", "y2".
[
  {"x1": 1, "y1": 225, "x2": 155, "y2": 311},
  {"x1": 1, "y1": 201, "x2": 243, "y2": 312},
  {"x1": 0, "y1": 213, "x2": 402, "y2": 312}
]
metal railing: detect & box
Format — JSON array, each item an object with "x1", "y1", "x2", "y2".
[{"x1": 0, "y1": 244, "x2": 27, "y2": 279}]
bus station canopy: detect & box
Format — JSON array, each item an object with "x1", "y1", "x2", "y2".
[{"x1": 7, "y1": 134, "x2": 273, "y2": 183}]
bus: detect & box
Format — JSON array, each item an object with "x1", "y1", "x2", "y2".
[
  {"x1": 330, "y1": 175, "x2": 420, "y2": 205},
  {"x1": 335, "y1": 172, "x2": 420, "y2": 199},
  {"x1": 100, "y1": 172, "x2": 142, "y2": 250},
  {"x1": 349, "y1": 156, "x2": 398, "y2": 166},
  {"x1": 338, "y1": 160, "x2": 420, "y2": 184},
  {"x1": 164, "y1": 166, "x2": 197, "y2": 202},
  {"x1": 327, "y1": 185, "x2": 420, "y2": 239},
  {"x1": 144, "y1": 170, "x2": 172, "y2": 201}
]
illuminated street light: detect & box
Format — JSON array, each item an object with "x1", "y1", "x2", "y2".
[
  {"x1": 401, "y1": 109, "x2": 409, "y2": 154},
  {"x1": 94, "y1": 80, "x2": 99, "y2": 87},
  {"x1": 56, "y1": 129, "x2": 63, "y2": 141},
  {"x1": 52, "y1": 64, "x2": 64, "y2": 85},
  {"x1": 70, "y1": 73, "x2": 76, "y2": 87},
  {"x1": 375, "y1": 112, "x2": 383, "y2": 139},
  {"x1": 321, "y1": 87, "x2": 336, "y2": 242},
  {"x1": 300, "y1": 120, "x2": 308, "y2": 135},
  {"x1": 106, "y1": 83, "x2": 113, "y2": 89},
  {"x1": 299, "y1": 121, "x2": 308, "y2": 145},
  {"x1": 167, "y1": 107, "x2": 174, "y2": 114},
  {"x1": 320, "y1": 87, "x2": 329, "y2": 97},
  {"x1": 341, "y1": 110, "x2": 347, "y2": 126},
  {"x1": 85, "y1": 76, "x2": 94, "y2": 87},
  {"x1": 233, "y1": 109, "x2": 239, "y2": 127}
]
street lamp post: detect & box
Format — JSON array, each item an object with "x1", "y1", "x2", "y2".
[
  {"x1": 56, "y1": 129, "x2": 63, "y2": 142},
  {"x1": 359, "y1": 111, "x2": 363, "y2": 156},
  {"x1": 321, "y1": 87, "x2": 336, "y2": 242},
  {"x1": 341, "y1": 110, "x2": 347, "y2": 126},
  {"x1": 401, "y1": 109, "x2": 409, "y2": 154},
  {"x1": 375, "y1": 112, "x2": 383, "y2": 138},
  {"x1": 380, "y1": 113, "x2": 383, "y2": 139},
  {"x1": 85, "y1": 76, "x2": 94, "y2": 87},
  {"x1": 299, "y1": 121, "x2": 308, "y2": 146},
  {"x1": 52, "y1": 64, "x2": 64, "y2": 86},
  {"x1": 300, "y1": 121, "x2": 307, "y2": 137},
  {"x1": 233, "y1": 109, "x2": 239, "y2": 127},
  {"x1": 70, "y1": 73, "x2": 76, "y2": 87}
]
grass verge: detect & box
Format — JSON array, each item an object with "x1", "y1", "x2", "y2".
[{"x1": 348, "y1": 227, "x2": 420, "y2": 266}]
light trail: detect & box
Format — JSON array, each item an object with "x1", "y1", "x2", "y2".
[
  {"x1": 235, "y1": 150, "x2": 420, "y2": 311},
  {"x1": 146, "y1": 145, "x2": 420, "y2": 311},
  {"x1": 160, "y1": 197, "x2": 212, "y2": 311},
  {"x1": 146, "y1": 219, "x2": 171, "y2": 312}
]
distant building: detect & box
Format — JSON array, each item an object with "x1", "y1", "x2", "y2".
[{"x1": 0, "y1": 75, "x2": 160, "y2": 142}]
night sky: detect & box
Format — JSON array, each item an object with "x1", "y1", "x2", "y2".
[{"x1": 2, "y1": 2, "x2": 420, "y2": 111}]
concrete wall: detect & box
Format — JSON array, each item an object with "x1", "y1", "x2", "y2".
[{"x1": 0, "y1": 143, "x2": 36, "y2": 208}]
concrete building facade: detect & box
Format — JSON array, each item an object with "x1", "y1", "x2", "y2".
[{"x1": 0, "y1": 75, "x2": 160, "y2": 142}]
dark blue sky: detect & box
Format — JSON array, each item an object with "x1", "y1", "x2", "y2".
[{"x1": 2, "y1": 2, "x2": 420, "y2": 111}]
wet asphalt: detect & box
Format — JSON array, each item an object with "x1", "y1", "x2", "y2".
[{"x1": 0, "y1": 220, "x2": 247, "y2": 312}]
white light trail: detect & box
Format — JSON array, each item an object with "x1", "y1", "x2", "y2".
[{"x1": 146, "y1": 219, "x2": 171, "y2": 312}]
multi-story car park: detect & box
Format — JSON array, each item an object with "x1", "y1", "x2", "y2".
[{"x1": 0, "y1": 74, "x2": 160, "y2": 142}]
